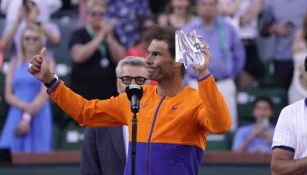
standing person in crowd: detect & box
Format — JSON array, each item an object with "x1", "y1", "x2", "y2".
[
  {"x1": 69, "y1": 0, "x2": 125, "y2": 171},
  {"x1": 219, "y1": 0, "x2": 265, "y2": 87},
  {"x1": 69, "y1": 0, "x2": 124, "y2": 100},
  {"x1": 271, "y1": 59, "x2": 307, "y2": 174},
  {"x1": 78, "y1": 0, "x2": 151, "y2": 49},
  {"x1": 0, "y1": 25, "x2": 53, "y2": 153},
  {"x1": 158, "y1": 0, "x2": 193, "y2": 29},
  {"x1": 232, "y1": 97, "x2": 274, "y2": 153},
  {"x1": 81, "y1": 57, "x2": 148, "y2": 175},
  {"x1": 288, "y1": 16, "x2": 307, "y2": 104},
  {"x1": 183, "y1": 0, "x2": 245, "y2": 130},
  {"x1": 260, "y1": 0, "x2": 307, "y2": 89},
  {"x1": 28, "y1": 26, "x2": 231, "y2": 175},
  {"x1": 1, "y1": 0, "x2": 60, "y2": 58}
]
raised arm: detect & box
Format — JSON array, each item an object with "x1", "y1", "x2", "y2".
[
  {"x1": 70, "y1": 19, "x2": 124, "y2": 64},
  {"x1": 25, "y1": 59, "x2": 56, "y2": 116},
  {"x1": 70, "y1": 30, "x2": 106, "y2": 64},
  {"x1": 28, "y1": 48, "x2": 127, "y2": 127},
  {"x1": 102, "y1": 19, "x2": 125, "y2": 62},
  {"x1": 39, "y1": 23, "x2": 60, "y2": 44},
  {"x1": 48, "y1": 81, "x2": 127, "y2": 127},
  {"x1": 191, "y1": 36, "x2": 231, "y2": 133},
  {"x1": 196, "y1": 75, "x2": 232, "y2": 133}
]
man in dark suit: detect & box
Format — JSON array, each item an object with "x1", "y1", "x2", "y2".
[{"x1": 80, "y1": 56, "x2": 148, "y2": 175}]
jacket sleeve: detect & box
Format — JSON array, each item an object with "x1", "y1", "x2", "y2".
[
  {"x1": 196, "y1": 74, "x2": 232, "y2": 134},
  {"x1": 49, "y1": 81, "x2": 128, "y2": 127}
]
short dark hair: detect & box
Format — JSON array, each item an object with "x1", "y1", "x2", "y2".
[
  {"x1": 149, "y1": 25, "x2": 176, "y2": 59},
  {"x1": 252, "y1": 96, "x2": 273, "y2": 109}
]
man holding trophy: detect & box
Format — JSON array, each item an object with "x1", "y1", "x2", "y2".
[{"x1": 27, "y1": 26, "x2": 231, "y2": 175}]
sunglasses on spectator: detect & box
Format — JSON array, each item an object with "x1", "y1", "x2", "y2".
[
  {"x1": 23, "y1": 36, "x2": 40, "y2": 42},
  {"x1": 89, "y1": 11, "x2": 106, "y2": 17},
  {"x1": 118, "y1": 76, "x2": 147, "y2": 85}
]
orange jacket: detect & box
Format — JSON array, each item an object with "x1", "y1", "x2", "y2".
[
  {"x1": 50, "y1": 75, "x2": 231, "y2": 149},
  {"x1": 49, "y1": 74, "x2": 231, "y2": 175}
]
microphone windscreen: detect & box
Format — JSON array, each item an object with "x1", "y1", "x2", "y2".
[{"x1": 125, "y1": 85, "x2": 143, "y2": 101}]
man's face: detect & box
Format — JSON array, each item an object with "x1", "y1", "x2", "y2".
[
  {"x1": 252, "y1": 101, "x2": 273, "y2": 121},
  {"x1": 22, "y1": 29, "x2": 42, "y2": 53},
  {"x1": 117, "y1": 65, "x2": 148, "y2": 93},
  {"x1": 145, "y1": 39, "x2": 175, "y2": 81},
  {"x1": 197, "y1": 0, "x2": 217, "y2": 21},
  {"x1": 87, "y1": 6, "x2": 106, "y2": 30}
]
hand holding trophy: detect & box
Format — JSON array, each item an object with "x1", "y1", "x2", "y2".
[{"x1": 175, "y1": 30, "x2": 211, "y2": 77}]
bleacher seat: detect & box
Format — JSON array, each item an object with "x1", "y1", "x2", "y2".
[
  {"x1": 205, "y1": 132, "x2": 233, "y2": 151},
  {"x1": 237, "y1": 87, "x2": 288, "y2": 124}
]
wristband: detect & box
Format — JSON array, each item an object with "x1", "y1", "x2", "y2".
[{"x1": 44, "y1": 74, "x2": 59, "y2": 88}]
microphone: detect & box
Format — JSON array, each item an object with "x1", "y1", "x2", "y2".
[{"x1": 125, "y1": 85, "x2": 143, "y2": 113}]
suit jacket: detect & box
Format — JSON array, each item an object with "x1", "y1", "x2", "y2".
[{"x1": 80, "y1": 126, "x2": 126, "y2": 175}]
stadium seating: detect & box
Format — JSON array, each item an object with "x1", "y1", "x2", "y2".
[
  {"x1": 205, "y1": 132, "x2": 233, "y2": 151},
  {"x1": 237, "y1": 87, "x2": 288, "y2": 125}
]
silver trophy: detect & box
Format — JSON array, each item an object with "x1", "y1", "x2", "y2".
[{"x1": 175, "y1": 30, "x2": 205, "y2": 68}]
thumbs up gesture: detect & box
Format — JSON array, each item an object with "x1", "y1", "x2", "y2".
[{"x1": 28, "y1": 47, "x2": 54, "y2": 84}]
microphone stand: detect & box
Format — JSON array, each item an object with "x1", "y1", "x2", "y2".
[
  {"x1": 131, "y1": 112, "x2": 137, "y2": 175},
  {"x1": 126, "y1": 85, "x2": 143, "y2": 175}
]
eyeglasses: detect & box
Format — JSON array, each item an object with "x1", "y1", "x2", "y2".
[
  {"x1": 89, "y1": 11, "x2": 106, "y2": 17},
  {"x1": 118, "y1": 76, "x2": 147, "y2": 85},
  {"x1": 23, "y1": 36, "x2": 40, "y2": 42}
]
